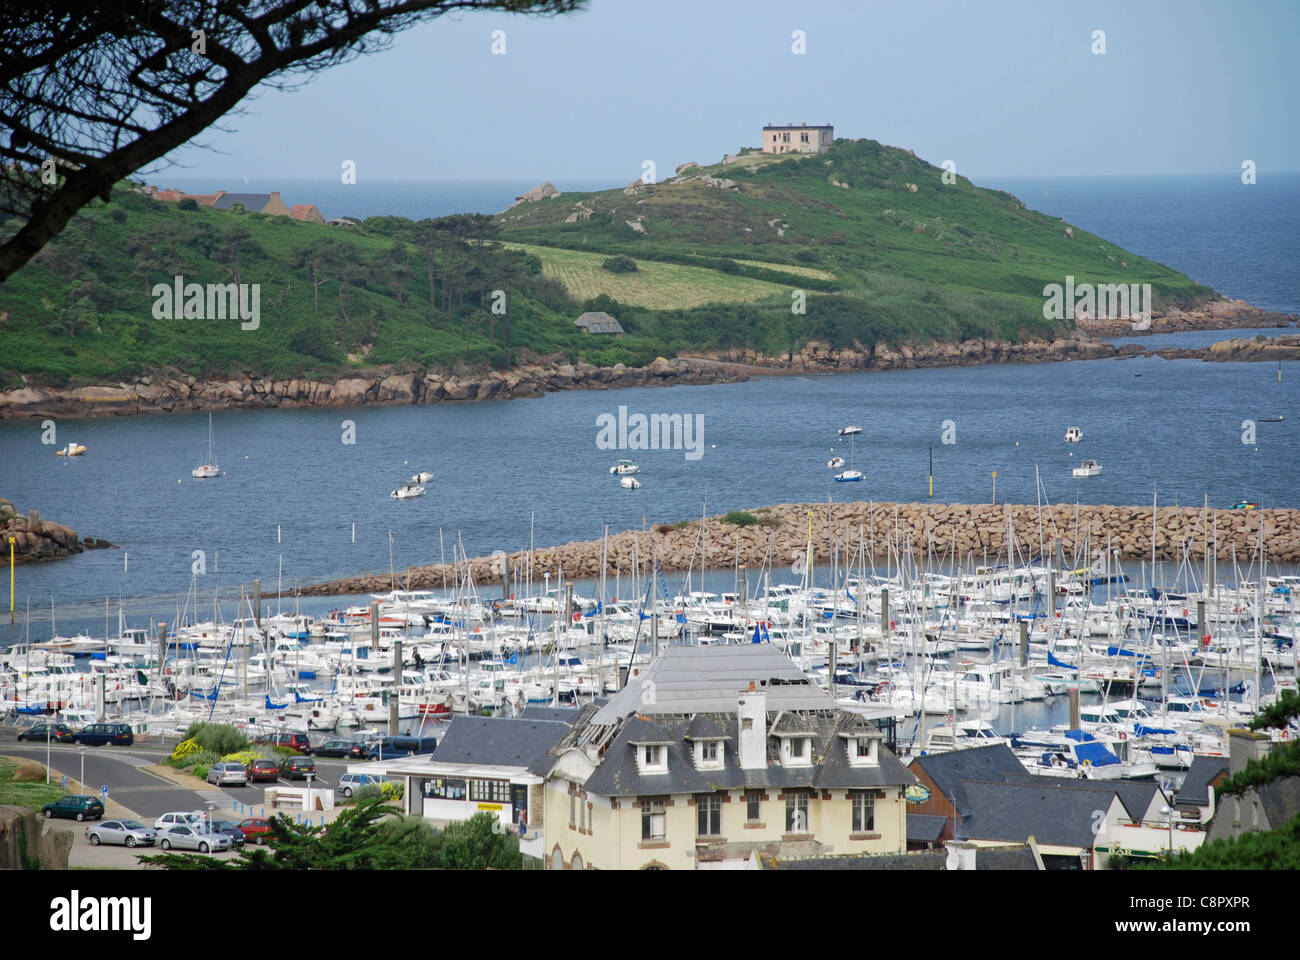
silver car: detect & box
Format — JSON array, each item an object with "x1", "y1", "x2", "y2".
[
  {"x1": 86, "y1": 819, "x2": 157, "y2": 848},
  {"x1": 157, "y1": 824, "x2": 232, "y2": 853},
  {"x1": 206, "y1": 761, "x2": 249, "y2": 787}
]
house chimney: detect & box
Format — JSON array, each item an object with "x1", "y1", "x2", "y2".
[
  {"x1": 1227, "y1": 728, "x2": 1272, "y2": 776},
  {"x1": 944, "y1": 841, "x2": 978, "y2": 871},
  {"x1": 738, "y1": 688, "x2": 767, "y2": 770}
]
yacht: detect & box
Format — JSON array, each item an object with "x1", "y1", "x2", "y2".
[
  {"x1": 827, "y1": 457, "x2": 845, "y2": 469},
  {"x1": 1072, "y1": 460, "x2": 1102, "y2": 477},
  {"x1": 410, "y1": 471, "x2": 434, "y2": 483},
  {"x1": 837, "y1": 425, "x2": 862, "y2": 436},
  {"x1": 391, "y1": 483, "x2": 425, "y2": 499},
  {"x1": 192, "y1": 412, "x2": 219, "y2": 478},
  {"x1": 609, "y1": 459, "x2": 639, "y2": 475},
  {"x1": 1064, "y1": 426, "x2": 1083, "y2": 443},
  {"x1": 620, "y1": 476, "x2": 641, "y2": 489}
]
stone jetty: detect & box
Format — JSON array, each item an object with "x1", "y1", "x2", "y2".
[{"x1": 295, "y1": 501, "x2": 1299, "y2": 597}]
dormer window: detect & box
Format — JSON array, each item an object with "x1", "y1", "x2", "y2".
[
  {"x1": 702, "y1": 741, "x2": 718, "y2": 762},
  {"x1": 638, "y1": 743, "x2": 668, "y2": 774},
  {"x1": 780, "y1": 736, "x2": 812, "y2": 767},
  {"x1": 847, "y1": 734, "x2": 879, "y2": 767},
  {"x1": 791, "y1": 738, "x2": 805, "y2": 758},
  {"x1": 694, "y1": 739, "x2": 724, "y2": 771}
]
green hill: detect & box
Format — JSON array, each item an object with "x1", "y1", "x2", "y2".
[{"x1": 0, "y1": 138, "x2": 1215, "y2": 389}]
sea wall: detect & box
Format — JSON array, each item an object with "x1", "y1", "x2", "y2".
[{"x1": 296, "y1": 501, "x2": 1300, "y2": 597}]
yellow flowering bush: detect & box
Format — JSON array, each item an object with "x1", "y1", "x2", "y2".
[
  {"x1": 220, "y1": 749, "x2": 260, "y2": 766},
  {"x1": 171, "y1": 737, "x2": 202, "y2": 761},
  {"x1": 381, "y1": 780, "x2": 404, "y2": 800}
]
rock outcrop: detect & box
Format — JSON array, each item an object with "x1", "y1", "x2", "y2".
[
  {"x1": 506, "y1": 182, "x2": 561, "y2": 209},
  {"x1": 0, "y1": 500, "x2": 113, "y2": 563},
  {"x1": 0, "y1": 804, "x2": 72, "y2": 869},
  {"x1": 296, "y1": 500, "x2": 1300, "y2": 597}
]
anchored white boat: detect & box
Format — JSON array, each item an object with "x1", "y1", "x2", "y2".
[
  {"x1": 56, "y1": 443, "x2": 87, "y2": 457},
  {"x1": 609, "y1": 459, "x2": 639, "y2": 475},
  {"x1": 827, "y1": 457, "x2": 845, "y2": 469},
  {"x1": 620, "y1": 476, "x2": 641, "y2": 489},
  {"x1": 191, "y1": 413, "x2": 219, "y2": 478},
  {"x1": 391, "y1": 483, "x2": 426, "y2": 499},
  {"x1": 835, "y1": 470, "x2": 864, "y2": 482},
  {"x1": 1064, "y1": 426, "x2": 1083, "y2": 443},
  {"x1": 837, "y1": 425, "x2": 862, "y2": 436},
  {"x1": 410, "y1": 471, "x2": 434, "y2": 483},
  {"x1": 1073, "y1": 459, "x2": 1102, "y2": 478}
]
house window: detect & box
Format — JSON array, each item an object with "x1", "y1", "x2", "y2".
[
  {"x1": 697, "y1": 795, "x2": 721, "y2": 837},
  {"x1": 746, "y1": 791, "x2": 762, "y2": 821},
  {"x1": 426, "y1": 777, "x2": 466, "y2": 800},
  {"x1": 701, "y1": 740, "x2": 718, "y2": 762},
  {"x1": 742, "y1": 718, "x2": 753, "y2": 732},
  {"x1": 642, "y1": 799, "x2": 666, "y2": 840},
  {"x1": 790, "y1": 738, "x2": 805, "y2": 758},
  {"x1": 856, "y1": 738, "x2": 871, "y2": 758},
  {"x1": 470, "y1": 779, "x2": 509, "y2": 803},
  {"x1": 852, "y1": 791, "x2": 875, "y2": 833},
  {"x1": 800, "y1": 132, "x2": 809, "y2": 143},
  {"x1": 644, "y1": 745, "x2": 662, "y2": 765},
  {"x1": 786, "y1": 793, "x2": 809, "y2": 833},
  {"x1": 570, "y1": 792, "x2": 576, "y2": 827}
]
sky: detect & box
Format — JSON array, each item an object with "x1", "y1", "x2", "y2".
[{"x1": 156, "y1": 0, "x2": 1300, "y2": 183}]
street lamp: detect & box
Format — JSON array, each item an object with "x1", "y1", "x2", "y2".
[
  {"x1": 79, "y1": 746, "x2": 86, "y2": 793},
  {"x1": 1160, "y1": 804, "x2": 1175, "y2": 858},
  {"x1": 45, "y1": 720, "x2": 51, "y2": 785}
]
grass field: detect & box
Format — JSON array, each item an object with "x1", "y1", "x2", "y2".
[
  {"x1": 503, "y1": 243, "x2": 788, "y2": 308},
  {"x1": 733, "y1": 258, "x2": 836, "y2": 281},
  {"x1": 0, "y1": 757, "x2": 64, "y2": 812}
]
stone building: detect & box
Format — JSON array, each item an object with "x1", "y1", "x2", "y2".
[{"x1": 762, "y1": 123, "x2": 834, "y2": 154}]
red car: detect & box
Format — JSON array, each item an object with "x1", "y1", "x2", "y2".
[
  {"x1": 253, "y1": 732, "x2": 312, "y2": 754},
  {"x1": 245, "y1": 758, "x2": 279, "y2": 783},
  {"x1": 238, "y1": 817, "x2": 272, "y2": 845}
]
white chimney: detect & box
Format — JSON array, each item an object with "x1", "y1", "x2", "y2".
[
  {"x1": 738, "y1": 684, "x2": 767, "y2": 770},
  {"x1": 944, "y1": 841, "x2": 978, "y2": 871}
]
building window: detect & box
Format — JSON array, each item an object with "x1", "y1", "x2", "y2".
[
  {"x1": 852, "y1": 791, "x2": 875, "y2": 833},
  {"x1": 570, "y1": 792, "x2": 576, "y2": 827},
  {"x1": 786, "y1": 793, "x2": 809, "y2": 833},
  {"x1": 790, "y1": 738, "x2": 806, "y2": 758},
  {"x1": 701, "y1": 740, "x2": 718, "y2": 762},
  {"x1": 644, "y1": 745, "x2": 661, "y2": 765},
  {"x1": 470, "y1": 779, "x2": 509, "y2": 803},
  {"x1": 426, "y1": 777, "x2": 466, "y2": 800},
  {"x1": 642, "y1": 799, "x2": 666, "y2": 840},
  {"x1": 697, "y1": 795, "x2": 721, "y2": 837},
  {"x1": 800, "y1": 132, "x2": 809, "y2": 143},
  {"x1": 746, "y1": 791, "x2": 762, "y2": 821}
]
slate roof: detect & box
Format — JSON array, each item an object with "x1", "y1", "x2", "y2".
[
  {"x1": 907, "y1": 813, "x2": 948, "y2": 844},
  {"x1": 762, "y1": 844, "x2": 1037, "y2": 871},
  {"x1": 213, "y1": 192, "x2": 271, "y2": 211},
  {"x1": 958, "y1": 779, "x2": 1121, "y2": 848},
  {"x1": 1175, "y1": 754, "x2": 1230, "y2": 807},
  {"x1": 428, "y1": 716, "x2": 568, "y2": 768},
  {"x1": 685, "y1": 713, "x2": 729, "y2": 740},
  {"x1": 579, "y1": 709, "x2": 913, "y2": 798},
  {"x1": 574, "y1": 311, "x2": 625, "y2": 334},
  {"x1": 1257, "y1": 776, "x2": 1300, "y2": 829},
  {"x1": 518, "y1": 706, "x2": 584, "y2": 724},
  {"x1": 592, "y1": 644, "x2": 831, "y2": 723},
  {"x1": 1002, "y1": 774, "x2": 1164, "y2": 822},
  {"x1": 909, "y1": 744, "x2": 1027, "y2": 815}
]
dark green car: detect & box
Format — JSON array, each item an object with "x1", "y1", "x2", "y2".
[{"x1": 42, "y1": 795, "x2": 105, "y2": 821}]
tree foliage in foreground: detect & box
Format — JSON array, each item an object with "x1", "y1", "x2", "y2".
[
  {"x1": 1142, "y1": 811, "x2": 1300, "y2": 870},
  {"x1": 137, "y1": 799, "x2": 519, "y2": 870}
]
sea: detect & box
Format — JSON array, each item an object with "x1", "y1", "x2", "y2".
[{"x1": 1, "y1": 174, "x2": 1297, "y2": 644}]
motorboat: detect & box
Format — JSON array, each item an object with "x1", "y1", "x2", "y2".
[
  {"x1": 1072, "y1": 460, "x2": 1102, "y2": 478},
  {"x1": 410, "y1": 471, "x2": 434, "y2": 483},
  {"x1": 610, "y1": 459, "x2": 639, "y2": 475},
  {"x1": 835, "y1": 470, "x2": 864, "y2": 482},
  {"x1": 56, "y1": 443, "x2": 87, "y2": 457},
  {"x1": 1064, "y1": 426, "x2": 1083, "y2": 443},
  {"x1": 192, "y1": 412, "x2": 219, "y2": 478},
  {"x1": 837, "y1": 425, "x2": 862, "y2": 436},
  {"x1": 390, "y1": 483, "x2": 426, "y2": 499},
  {"x1": 620, "y1": 476, "x2": 641, "y2": 489},
  {"x1": 827, "y1": 457, "x2": 845, "y2": 469}
]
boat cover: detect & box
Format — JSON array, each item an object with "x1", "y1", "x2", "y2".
[
  {"x1": 1073, "y1": 741, "x2": 1120, "y2": 766},
  {"x1": 1133, "y1": 723, "x2": 1176, "y2": 736},
  {"x1": 1047, "y1": 651, "x2": 1077, "y2": 669}
]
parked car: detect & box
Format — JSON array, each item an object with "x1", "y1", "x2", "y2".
[
  {"x1": 206, "y1": 761, "x2": 248, "y2": 787},
  {"x1": 210, "y1": 819, "x2": 247, "y2": 847},
  {"x1": 154, "y1": 811, "x2": 205, "y2": 831},
  {"x1": 307, "y1": 738, "x2": 367, "y2": 759},
  {"x1": 158, "y1": 824, "x2": 231, "y2": 853},
  {"x1": 252, "y1": 732, "x2": 312, "y2": 753},
  {"x1": 366, "y1": 735, "x2": 438, "y2": 760},
  {"x1": 74, "y1": 722, "x2": 134, "y2": 746},
  {"x1": 42, "y1": 795, "x2": 105, "y2": 821},
  {"x1": 245, "y1": 758, "x2": 279, "y2": 783},
  {"x1": 85, "y1": 819, "x2": 156, "y2": 847},
  {"x1": 337, "y1": 773, "x2": 382, "y2": 798},
  {"x1": 237, "y1": 817, "x2": 272, "y2": 844},
  {"x1": 278, "y1": 756, "x2": 316, "y2": 780},
  {"x1": 16, "y1": 722, "x2": 76, "y2": 743}
]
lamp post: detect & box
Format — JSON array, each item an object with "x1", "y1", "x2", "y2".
[
  {"x1": 45, "y1": 720, "x2": 51, "y2": 785},
  {"x1": 1161, "y1": 804, "x2": 1174, "y2": 858},
  {"x1": 78, "y1": 746, "x2": 86, "y2": 793}
]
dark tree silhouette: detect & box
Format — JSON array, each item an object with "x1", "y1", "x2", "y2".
[{"x1": 0, "y1": 1, "x2": 583, "y2": 282}]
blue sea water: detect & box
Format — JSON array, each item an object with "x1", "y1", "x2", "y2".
[{"x1": 2, "y1": 175, "x2": 1297, "y2": 638}]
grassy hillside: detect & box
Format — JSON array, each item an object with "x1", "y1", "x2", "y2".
[{"x1": 0, "y1": 138, "x2": 1217, "y2": 389}]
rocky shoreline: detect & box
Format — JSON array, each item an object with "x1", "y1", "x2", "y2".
[
  {"x1": 292, "y1": 500, "x2": 1300, "y2": 599},
  {"x1": 0, "y1": 500, "x2": 114, "y2": 564},
  {"x1": 1, "y1": 300, "x2": 1293, "y2": 421}
]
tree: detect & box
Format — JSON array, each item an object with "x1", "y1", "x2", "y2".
[
  {"x1": 0, "y1": 1, "x2": 584, "y2": 283},
  {"x1": 436, "y1": 811, "x2": 521, "y2": 869}
]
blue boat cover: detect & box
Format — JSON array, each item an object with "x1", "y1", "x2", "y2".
[
  {"x1": 1063, "y1": 728, "x2": 1097, "y2": 742},
  {"x1": 1151, "y1": 745, "x2": 1175, "y2": 755},
  {"x1": 1047, "y1": 651, "x2": 1077, "y2": 669},
  {"x1": 1106, "y1": 646, "x2": 1138, "y2": 657},
  {"x1": 265, "y1": 694, "x2": 287, "y2": 710},
  {"x1": 1134, "y1": 723, "x2": 1176, "y2": 736},
  {"x1": 1074, "y1": 741, "x2": 1120, "y2": 766},
  {"x1": 751, "y1": 623, "x2": 771, "y2": 644},
  {"x1": 293, "y1": 689, "x2": 323, "y2": 703}
]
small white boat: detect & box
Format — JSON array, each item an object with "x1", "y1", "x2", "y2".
[
  {"x1": 610, "y1": 459, "x2": 639, "y2": 475},
  {"x1": 410, "y1": 472, "x2": 434, "y2": 483},
  {"x1": 827, "y1": 457, "x2": 845, "y2": 469},
  {"x1": 391, "y1": 483, "x2": 426, "y2": 499},
  {"x1": 192, "y1": 413, "x2": 219, "y2": 478},
  {"x1": 620, "y1": 476, "x2": 641, "y2": 489},
  {"x1": 837, "y1": 425, "x2": 863, "y2": 437},
  {"x1": 1072, "y1": 460, "x2": 1102, "y2": 478},
  {"x1": 835, "y1": 470, "x2": 864, "y2": 482},
  {"x1": 56, "y1": 443, "x2": 87, "y2": 457},
  {"x1": 1064, "y1": 426, "x2": 1083, "y2": 443}
]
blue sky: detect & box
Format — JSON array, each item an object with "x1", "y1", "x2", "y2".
[{"x1": 158, "y1": 0, "x2": 1299, "y2": 182}]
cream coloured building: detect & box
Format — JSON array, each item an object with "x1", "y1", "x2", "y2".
[
  {"x1": 530, "y1": 645, "x2": 914, "y2": 869},
  {"x1": 762, "y1": 123, "x2": 833, "y2": 154}
]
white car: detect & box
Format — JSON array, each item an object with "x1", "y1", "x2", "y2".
[
  {"x1": 157, "y1": 824, "x2": 231, "y2": 854},
  {"x1": 154, "y1": 811, "x2": 205, "y2": 831},
  {"x1": 206, "y1": 761, "x2": 248, "y2": 787}
]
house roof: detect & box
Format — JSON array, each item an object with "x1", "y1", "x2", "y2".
[
  {"x1": 574, "y1": 311, "x2": 625, "y2": 334},
  {"x1": 578, "y1": 709, "x2": 913, "y2": 798},
  {"x1": 184, "y1": 192, "x2": 223, "y2": 206},
  {"x1": 518, "y1": 706, "x2": 585, "y2": 724},
  {"x1": 1002, "y1": 774, "x2": 1164, "y2": 822},
  {"x1": 762, "y1": 843, "x2": 1036, "y2": 871},
  {"x1": 1176, "y1": 754, "x2": 1230, "y2": 806},
  {"x1": 288, "y1": 204, "x2": 321, "y2": 220},
  {"x1": 592, "y1": 644, "x2": 831, "y2": 723},
  {"x1": 907, "y1": 813, "x2": 948, "y2": 844},
  {"x1": 958, "y1": 779, "x2": 1122, "y2": 849},
  {"x1": 428, "y1": 716, "x2": 568, "y2": 768},
  {"x1": 1256, "y1": 775, "x2": 1300, "y2": 829},
  {"x1": 212, "y1": 192, "x2": 271, "y2": 211},
  {"x1": 909, "y1": 744, "x2": 1026, "y2": 815}
]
